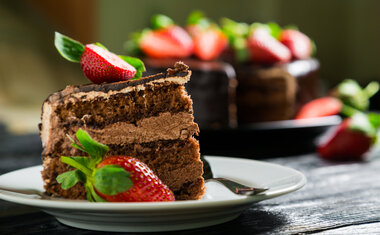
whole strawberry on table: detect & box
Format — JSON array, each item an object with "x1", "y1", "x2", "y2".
[{"x1": 56, "y1": 129, "x2": 175, "y2": 202}]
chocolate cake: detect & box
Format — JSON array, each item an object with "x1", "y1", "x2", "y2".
[
  {"x1": 236, "y1": 59, "x2": 320, "y2": 124},
  {"x1": 40, "y1": 62, "x2": 205, "y2": 200},
  {"x1": 144, "y1": 58, "x2": 238, "y2": 129}
]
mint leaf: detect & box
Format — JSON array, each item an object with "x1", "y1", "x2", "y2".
[
  {"x1": 54, "y1": 32, "x2": 85, "y2": 63},
  {"x1": 75, "y1": 129, "x2": 109, "y2": 163},
  {"x1": 56, "y1": 170, "x2": 84, "y2": 190},
  {"x1": 151, "y1": 14, "x2": 174, "y2": 29},
  {"x1": 93, "y1": 165, "x2": 132, "y2": 195},
  {"x1": 119, "y1": 55, "x2": 146, "y2": 80},
  {"x1": 94, "y1": 42, "x2": 108, "y2": 51}
]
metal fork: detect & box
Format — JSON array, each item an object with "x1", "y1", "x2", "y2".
[{"x1": 201, "y1": 156, "x2": 268, "y2": 196}]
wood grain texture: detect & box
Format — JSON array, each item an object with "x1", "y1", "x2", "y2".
[{"x1": 1, "y1": 135, "x2": 380, "y2": 234}]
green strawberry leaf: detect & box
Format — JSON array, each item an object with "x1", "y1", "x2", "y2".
[
  {"x1": 87, "y1": 184, "x2": 107, "y2": 202},
  {"x1": 311, "y1": 38, "x2": 317, "y2": 56},
  {"x1": 221, "y1": 18, "x2": 249, "y2": 40},
  {"x1": 364, "y1": 81, "x2": 380, "y2": 98},
  {"x1": 75, "y1": 129, "x2": 109, "y2": 163},
  {"x1": 267, "y1": 22, "x2": 282, "y2": 39},
  {"x1": 369, "y1": 113, "x2": 380, "y2": 129},
  {"x1": 56, "y1": 169, "x2": 85, "y2": 190},
  {"x1": 349, "y1": 112, "x2": 378, "y2": 138},
  {"x1": 94, "y1": 42, "x2": 108, "y2": 51},
  {"x1": 54, "y1": 32, "x2": 85, "y2": 63},
  {"x1": 61, "y1": 156, "x2": 93, "y2": 176},
  {"x1": 151, "y1": 14, "x2": 174, "y2": 29},
  {"x1": 93, "y1": 165, "x2": 132, "y2": 195},
  {"x1": 187, "y1": 11, "x2": 209, "y2": 28},
  {"x1": 119, "y1": 55, "x2": 146, "y2": 80},
  {"x1": 337, "y1": 79, "x2": 369, "y2": 111}
]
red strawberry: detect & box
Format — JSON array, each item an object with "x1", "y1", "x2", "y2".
[
  {"x1": 193, "y1": 28, "x2": 228, "y2": 61},
  {"x1": 139, "y1": 26, "x2": 193, "y2": 58},
  {"x1": 56, "y1": 129, "x2": 175, "y2": 202},
  {"x1": 280, "y1": 29, "x2": 312, "y2": 60},
  {"x1": 54, "y1": 32, "x2": 144, "y2": 84},
  {"x1": 317, "y1": 118, "x2": 372, "y2": 161},
  {"x1": 80, "y1": 44, "x2": 136, "y2": 84},
  {"x1": 96, "y1": 156, "x2": 175, "y2": 202},
  {"x1": 295, "y1": 97, "x2": 342, "y2": 119},
  {"x1": 247, "y1": 27, "x2": 291, "y2": 64}
]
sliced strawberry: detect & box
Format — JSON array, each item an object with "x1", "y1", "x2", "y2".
[
  {"x1": 248, "y1": 27, "x2": 291, "y2": 64},
  {"x1": 96, "y1": 156, "x2": 175, "y2": 202},
  {"x1": 80, "y1": 44, "x2": 136, "y2": 84},
  {"x1": 193, "y1": 29, "x2": 228, "y2": 61},
  {"x1": 139, "y1": 26, "x2": 193, "y2": 58},
  {"x1": 317, "y1": 118, "x2": 372, "y2": 161},
  {"x1": 295, "y1": 97, "x2": 342, "y2": 119},
  {"x1": 280, "y1": 29, "x2": 312, "y2": 60}
]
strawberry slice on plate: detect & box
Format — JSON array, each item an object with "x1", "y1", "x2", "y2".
[
  {"x1": 56, "y1": 129, "x2": 175, "y2": 202},
  {"x1": 279, "y1": 29, "x2": 313, "y2": 60},
  {"x1": 54, "y1": 32, "x2": 145, "y2": 84},
  {"x1": 247, "y1": 27, "x2": 291, "y2": 64}
]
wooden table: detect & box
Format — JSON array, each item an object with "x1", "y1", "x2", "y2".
[{"x1": 1, "y1": 134, "x2": 380, "y2": 234}]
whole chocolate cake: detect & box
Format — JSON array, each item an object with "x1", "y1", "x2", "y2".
[{"x1": 40, "y1": 62, "x2": 205, "y2": 200}]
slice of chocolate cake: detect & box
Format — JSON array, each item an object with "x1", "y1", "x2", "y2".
[{"x1": 40, "y1": 62, "x2": 205, "y2": 200}]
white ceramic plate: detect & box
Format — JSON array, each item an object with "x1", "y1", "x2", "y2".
[{"x1": 0, "y1": 156, "x2": 306, "y2": 232}]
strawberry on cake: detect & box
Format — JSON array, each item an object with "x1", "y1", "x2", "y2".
[{"x1": 40, "y1": 32, "x2": 205, "y2": 202}]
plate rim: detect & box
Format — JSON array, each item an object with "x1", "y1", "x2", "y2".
[{"x1": 0, "y1": 156, "x2": 306, "y2": 211}]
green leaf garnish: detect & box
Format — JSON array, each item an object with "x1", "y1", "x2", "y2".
[
  {"x1": 93, "y1": 165, "x2": 132, "y2": 195},
  {"x1": 151, "y1": 14, "x2": 174, "y2": 29},
  {"x1": 56, "y1": 170, "x2": 84, "y2": 190},
  {"x1": 119, "y1": 55, "x2": 146, "y2": 80},
  {"x1": 266, "y1": 22, "x2": 282, "y2": 39},
  {"x1": 54, "y1": 32, "x2": 85, "y2": 63},
  {"x1": 364, "y1": 81, "x2": 380, "y2": 99},
  {"x1": 349, "y1": 112, "x2": 378, "y2": 138},
  {"x1": 75, "y1": 129, "x2": 109, "y2": 163},
  {"x1": 187, "y1": 11, "x2": 210, "y2": 28}
]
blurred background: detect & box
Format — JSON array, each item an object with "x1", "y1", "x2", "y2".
[{"x1": 0, "y1": 0, "x2": 380, "y2": 134}]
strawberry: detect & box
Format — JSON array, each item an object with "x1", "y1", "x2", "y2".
[
  {"x1": 80, "y1": 44, "x2": 136, "y2": 84},
  {"x1": 317, "y1": 113, "x2": 380, "y2": 161},
  {"x1": 54, "y1": 32, "x2": 145, "y2": 83},
  {"x1": 186, "y1": 11, "x2": 228, "y2": 60},
  {"x1": 279, "y1": 29, "x2": 312, "y2": 60},
  {"x1": 295, "y1": 97, "x2": 342, "y2": 119},
  {"x1": 139, "y1": 26, "x2": 193, "y2": 58},
  {"x1": 56, "y1": 129, "x2": 175, "y2": 202},
  {"x1": 247, "y1": 27, "x2": 291, "y2": 64},
  {"x1": 96, "y1": 156, "x2": 174, "y2": 202}
]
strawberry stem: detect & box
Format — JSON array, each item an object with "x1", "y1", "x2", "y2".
[{"x1": 61, "y1": 156, "x2": 92, "y2": 176}]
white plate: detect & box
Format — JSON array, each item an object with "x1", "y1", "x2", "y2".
[{"x1": 0, "y1": 156, "x2": 306, "y2": 232}]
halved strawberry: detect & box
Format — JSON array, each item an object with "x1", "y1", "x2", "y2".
[
  {"x1": 295, "y1": 97, "x2": 342, "y2": 119},
  {"x1": 247, "y1": 27, "x2": 291, "y2": 64},
  {"x1": 193, "y1": 29, "x2": 228, "y2": 61},
  {"x1": 139, "y1": 26, "x2": 193, "y2": 58},
  {"x1": 56, "y1": 129, "x2": 175, "y2": 202},
  {"x1": 80, "y1": 44, "x2": 136, "y2": 84},
  {"x1": 54, "y1": 32, "x2": 144, "y2": 83},
  {"x1": 279, "y1": 29, "x2": 312, "y2": 60}
]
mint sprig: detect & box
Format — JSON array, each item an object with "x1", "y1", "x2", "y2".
[{"x1": 56, "y1": 129, "x2": 132, "y2": 202}]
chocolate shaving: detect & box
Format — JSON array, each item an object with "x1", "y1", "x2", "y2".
[{"x1": 167, "y1": 61, "x2": 189, "y2": 76}]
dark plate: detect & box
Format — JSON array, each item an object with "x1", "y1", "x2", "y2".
[{"x1": 198, "y1": 115, "x2": 341, "y2": 159}]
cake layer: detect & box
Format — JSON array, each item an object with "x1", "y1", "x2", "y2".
[
  {"x1": 42, "y1": 138, "x2": 204, "y2": 200},
  {"x1": 41, "y1": 111, "x2": 198, "y2": 158}
]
